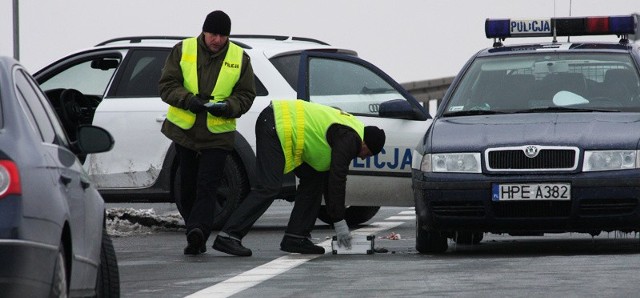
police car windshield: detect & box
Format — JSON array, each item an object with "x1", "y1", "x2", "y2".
[{"x1": 443, "y1": 53, "x2": 640, "y2": 116}]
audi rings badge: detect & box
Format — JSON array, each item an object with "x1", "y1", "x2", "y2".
[{"x1": 369, "y1": 103, "x2": 380, "y2": 113}]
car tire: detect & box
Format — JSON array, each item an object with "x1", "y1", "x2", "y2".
[
  {"x1": 96, "y1": 228, "x2": 120, "y2": 297},
  {"x1": 50, "y1": 242, "x2": 68, "y2": 297},
  {"x1": 316, "y1": 206, "x2": 380, "y2": 226},
  {"x1": 173, "y1": 155, "x2": 249, "y2": 230},
  {"x1": 415, "y1": 217, "x2": 448, "y2": 254},
  {"x1": 453, "y1": 231, "x2": 484, "y2": 245},
  {"x1": 212, "y1": 155, "x2": 249, "y2": 229}
]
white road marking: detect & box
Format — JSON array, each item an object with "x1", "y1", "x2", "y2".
[
  {"x1": 386, "y1": 215, "x2": 416, "y2": 221},
  {"x1": 185, "y1": 220, "x2": 405, "y2": 298}
]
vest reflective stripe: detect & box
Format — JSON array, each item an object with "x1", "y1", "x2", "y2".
[
  {"x1": 279, "y1": 101, "x2": 306, "y2": 171},
  {"x1": 166, "y1": 38, "x2": 243, "y2": 132},
  {"x1": 273, "y1": 100, "x2": 365, "y2": 173},
  {"x1": 206, "y1": 42, "x2": 243, "y2": 133}
]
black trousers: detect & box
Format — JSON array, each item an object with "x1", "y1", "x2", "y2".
[
  {"x1": 221, "y1": 106, "x2": 326, "y2": 240},
  {"x1": 176, "y1": 143, "x2": 229, "y2": 240}
]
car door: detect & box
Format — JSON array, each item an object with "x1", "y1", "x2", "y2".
[
  {"x1": 90, "y1": 48, "x2": 173, "y2": 189},
  {"x1": 36, "y1": 48, "x2": 173, "y2": 190},
  {"x1": 15, "y1": 68, "x2": 100, "y2": 286},
  {"x1": 297, "y1": 51, "x2": 432, "y2": 207}
]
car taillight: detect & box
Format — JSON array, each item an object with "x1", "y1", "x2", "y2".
[{"x1": 0, "y1": 160, "x2": 21, "y2": 199}]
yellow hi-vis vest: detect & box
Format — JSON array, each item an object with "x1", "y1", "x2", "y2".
[
  {"x1": 272, "y1": 100, "x2": 365, "y2": 173},
  {"x1": 166, "y1": 37, "x2": 243, "y2": 133}
]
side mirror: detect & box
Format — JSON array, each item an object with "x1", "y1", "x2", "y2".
[
  {"x1": 379, "y1": 99, "x2": 428, "y2": 120},
  {"x1": 76, "y1": 125, "x2": 114, "y2": 153},
  {"x1": 90, "y1": 58, "x2": 119, "y2": 70}
]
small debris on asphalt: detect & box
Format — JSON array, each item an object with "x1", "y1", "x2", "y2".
[{"x1": 380, "y1": 232, "x2": 401, "y2": 240}]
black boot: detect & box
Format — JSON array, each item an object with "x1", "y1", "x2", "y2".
[
  {"x1": 184, "y1": 228, "x2": 206, "y2": 255},
  {"x1": 280, "y1": 235, "x2": 325, "y2": 254},
  {"x1": 213, "y1": 235, "x2": 252, "y2": 256}
]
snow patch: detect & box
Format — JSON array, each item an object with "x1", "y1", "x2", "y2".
[{"x1": 106, "y1": 208, "x2": 185, "y2": 237}]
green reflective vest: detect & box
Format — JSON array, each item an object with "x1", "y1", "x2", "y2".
[
  {"x1": 166, "y1": 37, "x2": 243, "y2": 133},
  {"x1": 272, "y1": 100, "x2": 365, "y2": 173}
]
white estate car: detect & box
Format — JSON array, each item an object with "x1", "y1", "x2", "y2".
[{"x1": 34, "y1": 35, "x2": 431, "y2": 226}]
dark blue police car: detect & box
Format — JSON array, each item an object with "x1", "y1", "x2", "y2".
[{"x1": 411, "y1": 15, "x2": 640, "y2": 253}]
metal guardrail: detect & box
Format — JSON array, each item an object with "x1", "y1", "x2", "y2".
[{"x1": 402, "y1": 76, "x2": 454, "y2": 104}]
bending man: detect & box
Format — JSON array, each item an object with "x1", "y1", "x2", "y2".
[{"x1": 212, "y1": 99, "x2": 386, "y2": 256}]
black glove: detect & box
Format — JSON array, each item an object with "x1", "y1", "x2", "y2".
[
  {"x1": 187, "y1": 96, "x2": 206, "y2": 113},
  {"x1": 205, "y1": 101, "x2": 229, "y2": 117}
]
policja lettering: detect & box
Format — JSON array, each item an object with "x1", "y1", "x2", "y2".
[
  {"x1": 510, "y1": 20, "x2": 551, "y2": 34},
  {"x1": 224, "y1": 61, "x2": 239, "y2": 68}
]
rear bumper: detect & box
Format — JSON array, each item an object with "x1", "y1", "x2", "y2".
[
  {"x1": 0, "y1": 239, "x2": 58, "y2": 297},
  {"x1": 413, "y1": 170, "x2": 640, "y2": 233}
]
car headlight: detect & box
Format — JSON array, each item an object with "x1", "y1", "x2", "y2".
[
  {"x1": 414, "y1": 152, "x2": 481, "y2": 173},
  {"x1": 583, "y1": 150, "x2": 639, "y2": 172}
]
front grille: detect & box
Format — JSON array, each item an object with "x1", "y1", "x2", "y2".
[
  {"x1": 486, "y1": 146, "x2": 578, "y2": 171},
  {"x1": 493, "y1": 201, "x2": 571, "y2": 218},
  {"x1": 431, "y1": 201, "x2": 485, "y2": 217},
  {"x1": 579, "y1": 198, "x2": 638, "y2": 216}
]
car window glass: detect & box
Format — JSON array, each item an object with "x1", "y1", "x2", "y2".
[
  {"x1": 446, "y1": 53, "x2": 640, "y2": 113},
  {"x1": 254, "y1": 75, "x2": 268, "y2": 96},
  {"x1": 112, "y1": 50, "x2": 168, "y2": 97},
  {"x1": 0, "y1": 86, "x2": 3, "y2": 126},
  {"x1": 15, "y1": 69, "x2": 56, "y2": 143},
  {"x1": 40, "y1": 56, "x2": 120, "y2": 97},
  {"x1": 23, "y1": 69, "x2": 70, "y2": 146},
  {"x1": 270, "y1": 54, "x2": 300, "y2": 91},
  {"x1": 307, "y1": 57, "x2": 406, "y2": 116}
]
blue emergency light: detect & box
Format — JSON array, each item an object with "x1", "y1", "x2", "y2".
[{"x1": 485, "y1": 15, "x2": 637, "y2": 39}]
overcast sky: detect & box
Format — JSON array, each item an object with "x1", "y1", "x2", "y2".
[{"x1": 1, "y1": 0, "x2": 639, "y2": 83}]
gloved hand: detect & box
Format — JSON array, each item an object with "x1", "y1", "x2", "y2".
[
  {"x1": 187, "y1": 96, "x2": 206, "y2": 113},
  {"x1": 333, "y1": 220, "x2": 352, "y2": 249},
  {"x1": 205, "y1": 101, "x2": 229, "y2": 117}
]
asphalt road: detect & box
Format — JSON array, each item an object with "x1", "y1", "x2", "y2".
[{"x1": 109, "y1": 201, "x2": 640, "y2": 297}]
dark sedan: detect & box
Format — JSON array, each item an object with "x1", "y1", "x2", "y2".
[
  {"x1": 0, "y1": 56, "x2": 119, "y2": 296},
  {"x1": 412, "y1": 15, "x2": 640, "y2": 253}
]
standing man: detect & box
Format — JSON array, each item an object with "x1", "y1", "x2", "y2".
[
  {"x1": 159, "y1": 10, "x2": 256, "y2": 255},
  {"x1": 212, "y1": 100, "x2": 386, "y2": 256}
]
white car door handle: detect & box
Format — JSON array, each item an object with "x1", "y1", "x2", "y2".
[{"x1": 156, "y1": 114, "x2": 167, "y2": 122}]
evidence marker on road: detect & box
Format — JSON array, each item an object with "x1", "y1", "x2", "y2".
[{"x1": 332, "y1": 234, "x2": 375, "y2": 255}]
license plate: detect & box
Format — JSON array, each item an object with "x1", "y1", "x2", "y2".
[{"x1": 492, "y1": 183, "x2": 571, "y2": 201}]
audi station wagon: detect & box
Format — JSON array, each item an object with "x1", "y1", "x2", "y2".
[{"x1": 34, "y1": 35, "x2": 431, "y2": 227}]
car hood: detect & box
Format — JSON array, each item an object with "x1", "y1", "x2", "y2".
[{"x1": 430, "y1": 113, "x2": 640, "y2": 151}]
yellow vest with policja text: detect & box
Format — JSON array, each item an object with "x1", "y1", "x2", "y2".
[
  {"x1": 272, "y1": 100, "x2": 365, "y2": 173},
  {"x1": 166, "y1": 37, "x2": 243, "y2": 133}
]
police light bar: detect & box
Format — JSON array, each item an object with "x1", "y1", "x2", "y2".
[{"x1": 485, "y1": 15, "x2": 637, "y2": 39}]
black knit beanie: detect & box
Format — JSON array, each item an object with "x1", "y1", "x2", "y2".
[
  {"x1": 202, "y1": 10, "x2": 231, "y2": 36},
  {"x1": 363, "y1": 126, "x2": 386, "y2": 155}
]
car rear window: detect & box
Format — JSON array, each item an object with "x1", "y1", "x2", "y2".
[{"x1": 112, "y1": 49, "x2": 169, "y2": 97}]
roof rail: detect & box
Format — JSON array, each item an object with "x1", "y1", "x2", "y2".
[
  {"x1": 94, "y1": 34, "x2": 328, "y2": 48},
  {"x1": 96, "y1": 36, "x2": 189, "y2": 46},
  {"x1": 230, "y1": 35, "x2": 330, "y2": 46}
]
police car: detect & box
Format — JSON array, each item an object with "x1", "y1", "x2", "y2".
[
  {"x1": 34, "y1": 35, "x2": 431, "y2": 227},
  {"x1": 411, "y1": 15, "x2": 640, "y2": 253}
]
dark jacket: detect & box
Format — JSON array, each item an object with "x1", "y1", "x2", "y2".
[
  {"x1": 324, "y1": 124, "x2": 363, "y2": 223},
  {"x1": 159, "y1": 34, "x2": 256, "y2": 151}
]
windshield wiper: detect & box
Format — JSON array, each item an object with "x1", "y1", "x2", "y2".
[
  {"x1": 513, "y1": 106, "x2": 620, "y2": 113},
  {"x1": 443, "y1": 110, "x2": 508, "y2": 117}
]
